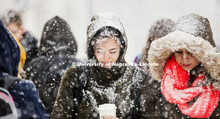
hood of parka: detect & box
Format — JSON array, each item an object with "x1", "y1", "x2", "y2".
[
  {"x1": 0, "y1": 20, "x2": 20, "y2": 77},
  {"x1": 86, "y1": 13, "x2": 127, "y2": 63},
  {"x1": 39, "y1": 16, "x2": 77, "y2": 56},
  {"x1": 173, "y1": 13, "x2": 215, "y2": 47},
  {"x1": 148, "y1": 13, "x2": 220, "y2": 90},
  {"x1": 140, "y1": 18, "x2": 175, "y2": 73}
]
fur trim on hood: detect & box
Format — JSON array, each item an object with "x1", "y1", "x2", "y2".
[
  {"x1": 86, "y1": 13, "x2": 127, "y2": 60},
  {"x1": 148, "y1": 31, "x2": 220, "y2": 88},
  {"x1": 148, "y1": 13, "x2": 220, "y2": 90}
]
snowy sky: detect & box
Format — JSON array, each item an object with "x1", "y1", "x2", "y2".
[{"x1": 0, "y1": 0, "x2": 220, "y2": 63}]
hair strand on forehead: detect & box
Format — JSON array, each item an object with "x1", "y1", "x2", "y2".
[{"x1": 92, "y1": 27, "x2": 122, "y2": 48}]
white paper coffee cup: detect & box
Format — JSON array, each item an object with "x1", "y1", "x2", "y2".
[{"x1": 98, "y1": 104, "x2": 117, "y2": 119}]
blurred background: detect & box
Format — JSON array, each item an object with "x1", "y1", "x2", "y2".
[{"x1": 0, "y1": 0, "x2": 219, "y2": 63}]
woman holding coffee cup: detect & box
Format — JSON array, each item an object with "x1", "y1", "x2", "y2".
[{"x1": 51, "y1": 13, "x2": 148, "y2": 119}]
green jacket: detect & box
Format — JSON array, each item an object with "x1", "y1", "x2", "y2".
[{"x1": 51, "y1": 64, "x2": 148, "y2": 119}]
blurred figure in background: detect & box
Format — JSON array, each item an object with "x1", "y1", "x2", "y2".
[
  {"x1": 0, "y1": 20, "x2": 48, "y2": 119},
  {"x1": 0, "y1": 87, "x2": 18, "y2": 119},
  {"x1": 11, "y1": 33, "x2": 27, "y2": 78},
  {"x1": 1, "y1": 10, "x2": 39, "y2": 65},
  {"x1": 134, "y1": 18, "x2": 175, "y2": 71},
  {"x1": 133, "y1": 18, "x2": 175, "y2": 118},
  {"x1": 24, "y1": 16, "x2": 78, "y2": 116}
]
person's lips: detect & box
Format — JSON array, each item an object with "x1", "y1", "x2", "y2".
[
  {"x1": 182, "y1": 64, "x2": 191, "y2": 67},
  {"x1": 103, "y1": 62, "x2": 111, "y2": 66}
]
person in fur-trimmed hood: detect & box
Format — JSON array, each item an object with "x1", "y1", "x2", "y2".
[
  {"x1": 146, "y1": 13, "x2": 220, "y2": 118},
  {"x1": 51, "y1": 13, "x2": 147, "y2": 119}
]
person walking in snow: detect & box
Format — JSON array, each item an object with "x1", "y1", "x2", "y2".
[
  {"x1": 0, "y1": 20, "x2": 48, "y2": 119},
  {"x1": 1, "y1": 9, "x2": 39, "y2": 65},
  {"x1": 51, "y1": 13, "x2": 147, "y2": 119},
  {"x1": 24, "y1": 16, "x2": 79, "y2": 117},
  {"x1": 134, "y1": 18, "x2": 175, "y2": 73},
  {"x1": 146, "y1": 13, "x2": 220, "y2": 118},
  {"x1": 133, "y1": 18, "x2": 175, "y2": 118}
]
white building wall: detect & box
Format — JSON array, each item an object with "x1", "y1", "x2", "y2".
[{"x1": 0, "y1": 0, "x2": 220, "y2": 63}]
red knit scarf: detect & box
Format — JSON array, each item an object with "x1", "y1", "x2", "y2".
[{"x1": 161, "y1": 55, "x2": 219, "y2": 118}]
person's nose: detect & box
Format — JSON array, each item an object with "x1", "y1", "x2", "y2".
[
  {"x1": 103, "y1": 52, "x2": 110, "y2": 62},
  {"x1": 182, "y1": 53, "x2": 189, "y2": 64}
]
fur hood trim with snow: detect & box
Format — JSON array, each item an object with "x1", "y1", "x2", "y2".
[{"x1": 148, "y1": 31, "x2": 220, "y2": 87}]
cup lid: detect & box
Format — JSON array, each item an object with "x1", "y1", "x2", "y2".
[{"x1": 98, "y1": 104, "x2": 117, "y2": 110}]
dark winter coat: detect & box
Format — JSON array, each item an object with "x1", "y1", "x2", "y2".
[
  {"x1": 21, "y1": 31, "x2": 39, "y2": 64},
  {"x1": 0, "y1": 20, "x2": 48, "y2": 119},
  {"x1": 51, "y1": 13, "x2": 148, "y2": 119},
  {"x1": 133, "y1": 19, "x2": 176, "y2": 119},
  {"x1": 24, "y1": 16, "x2": 79, "y2": 116},
  {"x1": 1, "y1": 76, "x2": 49, "y2": 119},
  {"x1": 147, "y1": 13, "x2": 220, "y2": 118},
  {"x1": 144, "y1": 75, "x2": 220, "y2": 119}
]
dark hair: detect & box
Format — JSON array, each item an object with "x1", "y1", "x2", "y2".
[
  {"x1": 89, "y1": 27, "x2": 125, "y2": 60},
  {"x1": 1, "y1": 10, "x2": 22, "y2": 27},
  {"x1": 92, "y1": 27, "x2": 122, "y2": 47},
  {"x1": 93, "y1": 27, "x2": 120, "y2": 39}
]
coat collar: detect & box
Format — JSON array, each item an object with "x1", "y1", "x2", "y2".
[{"x1": 90, "y1": 64, "x2": 126, "y2": 87}]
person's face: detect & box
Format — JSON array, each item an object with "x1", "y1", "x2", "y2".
[
  {"x1": 94, "y1": 37, "x2": 120, "y2": 69},
  {"x1": 174, "y1": 49, "x2": 199, "y2": 71},
  {"x1": 7, "y1": 23, "x2": 24, "y2": 41}
]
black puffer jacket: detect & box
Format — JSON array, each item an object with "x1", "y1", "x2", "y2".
[
  {"x1": 21, "y1": 31, "x2": 39, "y2": 64},
  {"x1": 24, "y1": 16, "x2": 79, "y2": 116}
]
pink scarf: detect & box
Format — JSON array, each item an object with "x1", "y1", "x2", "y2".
[{"x1": 161, "y1": 55, "x2": 219, "y2": 118}]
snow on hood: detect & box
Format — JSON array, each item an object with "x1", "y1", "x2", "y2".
[
  {"x1": 86, "y1": 13, "x2": 127, "y2": 61},
  {"x1": 148, "y1": 13, "x2": 220, "y2": 90},
  {"x1": 148, "y1": 31, "x2": 220, "y2": 88},
  {"x1": 40, "y1": 16, "x2": 77, "y2": 56},
  {"x1": 173, "y1": 13, "x2": 215, "y2": 47}
]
